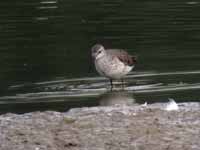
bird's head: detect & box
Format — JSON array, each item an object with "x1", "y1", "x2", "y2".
[{"x1": 91, "y1": 44, "x2": 106, "y2": 60}]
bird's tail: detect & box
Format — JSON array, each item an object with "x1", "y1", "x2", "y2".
[{"x1": 131, "y1": 55, "x2": 137, "y2": 64}]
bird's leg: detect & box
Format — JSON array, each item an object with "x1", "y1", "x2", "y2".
[
  {"x1": 121, "y1": 78, "x2": 125, "y2": 90},
  {"x1": 110, "y1": 79, "x2": 113, "y2": 91}
]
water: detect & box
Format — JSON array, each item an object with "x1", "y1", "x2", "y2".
[{"x1": 0, "y1": 0, "x2": 200, "y2": 113}]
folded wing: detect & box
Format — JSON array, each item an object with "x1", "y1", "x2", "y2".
[{"x1": 107, "y1": 49, "x2": 137, "y2": 66}]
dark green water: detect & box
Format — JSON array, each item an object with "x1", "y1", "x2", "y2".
[{"x1": 0, "y1": 0, "x2": 200, "y2": 113}]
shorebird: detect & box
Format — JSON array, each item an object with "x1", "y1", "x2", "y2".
[{"x1": 91, "y1": 44, "x2": 137, "y2": 89}]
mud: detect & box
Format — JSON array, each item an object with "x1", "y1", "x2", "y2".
[{"x1": 0, "y1": 103, "x2": 200, "y2": 150}]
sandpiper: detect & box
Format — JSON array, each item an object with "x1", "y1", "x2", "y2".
[{"x1": 91, "y1": 44, "x2": 137, "y2": 89}]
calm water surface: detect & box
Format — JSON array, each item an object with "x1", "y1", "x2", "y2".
[{"x1": 0, "y1": 0, "x2": 200, "y2": 113}]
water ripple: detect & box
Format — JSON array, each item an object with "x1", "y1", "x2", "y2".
[{"x1": 1, "y1": 70, "x2": 200, "y2": 104}]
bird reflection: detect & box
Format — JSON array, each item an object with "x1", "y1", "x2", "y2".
[{"x1": 98, "y1": 90, "x2": 135, "y2": 106}]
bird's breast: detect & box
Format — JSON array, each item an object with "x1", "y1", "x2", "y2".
[{"x1": 95, "y1": 56, "x2": 133, "y2": 79}]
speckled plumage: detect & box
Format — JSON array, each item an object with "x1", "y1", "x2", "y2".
[{"x1": 91, "y1": 44, "x2": 137, "y2": 80}]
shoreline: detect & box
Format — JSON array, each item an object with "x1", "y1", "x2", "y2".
[{"x1": 0, "y1": 102, "x2": 200, "y2": 150}]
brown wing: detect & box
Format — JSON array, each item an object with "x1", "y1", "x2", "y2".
[{"x1": 107, "y1": 49, "x2": 137, "y2": 66}]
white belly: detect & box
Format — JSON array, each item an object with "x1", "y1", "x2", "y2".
[{"x1": 95, "y1": 56, "x2": 133, "y2": 79}]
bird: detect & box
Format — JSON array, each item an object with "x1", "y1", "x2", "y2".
[{"x1": 91, "y1": 44, "x2": 137, "y2": 89}]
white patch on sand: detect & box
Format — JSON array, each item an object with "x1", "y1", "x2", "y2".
[{"x1": 165, "y1": 98, "x2": 179, "y2": 111}]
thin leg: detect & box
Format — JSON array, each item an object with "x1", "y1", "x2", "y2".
[
  {"x1": 121, "y1": 78, "x2": 125, "y2": 90},
  {"x1": 110, "y1": 79, "x2": 113, "y2": 91}
]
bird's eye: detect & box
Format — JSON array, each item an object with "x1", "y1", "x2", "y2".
[{"x1": 98, "y1": 51, "x2": 102, "y2": 54}]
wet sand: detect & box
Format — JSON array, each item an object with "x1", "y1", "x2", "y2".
[{"x1": 0, "y1": 103, "x2": 199, "y2": 150}]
